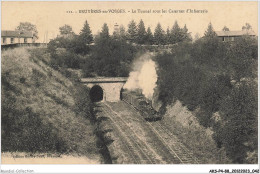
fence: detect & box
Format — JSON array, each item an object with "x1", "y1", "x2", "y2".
[{"x1": 1, "y1": 43, "x2": 47, "y2": 50}]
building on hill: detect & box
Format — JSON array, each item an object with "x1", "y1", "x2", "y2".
[
  {"x1": 216, "y1": 30, "x2": 256, "y2": 42},
  {"x1": 1, "y1": 30, "x2": 35, "y2": 45}
]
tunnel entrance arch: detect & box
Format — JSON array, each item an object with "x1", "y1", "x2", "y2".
[
  {"x1": 90, "y1": 85, "x2": 104, "y2": 102},
  {"x1": 81, "y1": 77, "x2": 128, "y2": 102}
]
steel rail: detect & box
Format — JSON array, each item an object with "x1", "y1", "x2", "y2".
[{"x1": 102, "y1": 103, "x2": 157, "y2": 164}]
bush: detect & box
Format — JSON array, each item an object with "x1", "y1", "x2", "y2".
[
  {"x1": 213, "y1": 81, "x2": 257, "y2": 163},
  {"x1": 47, "y1": 35, "x2": 90, "y2": 70},
  {"x1": 1, "y1": 92, "x2": 67, "y2": 153},
  {"x1": 226, "y1": 36, "x2": 258, "y2": 81},
  {"x1": 49, "y1": 50, "x2": 84, "y2": 69},
  {"x1": 73, "y1": 83, "x2": 95, "y2": 122},
  {"x1": 196, "y1": 74, "x2": 232, "y2": 127},
  {"x1": 156, "y1": 52, "x2": 205, "y2": 111},
  {"x1": 155, "y1": 36, "x2": 258, "y2": 163},
  {"x1": 82, "y1": 36, "x2": 136, "y2": 77}
]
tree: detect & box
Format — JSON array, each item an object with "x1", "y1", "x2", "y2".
[
  {"x1": 136, "y1": 20, "x2": 147, "y2": 44},
  {"x1": 113, "y1": 25, "x2": 128, "y2": 41},
  {"x1": 146, "y1": 27, "x2": 154, "y2": 45},
  {"x1": 15, "y1": 22, "x2": 39, "y2": 40},
  {"x1": 222, "y1": 26, "x2": 230, "y2": 31},
  {"x1": 170, "y1": 21, "x2": 182, "y2": 44},
  {"x1": 83, "y1": 33, "x2": 136, "y2": 77},
  {"x1": 59, "y1": 24, "x2": 75, "y2": 35},
  {"x1": 215, "y1": 81, "x2": 257, "y2": 163},
  {"x1": 204, "y1": 22, "x2": 217, "y2": 38},
  {"x1": 242, "y1": 23, "x2": 252, "y2": 30},
  {"x1": 227, "y1": 36, "x2": 257, "y2": 81},
  {"x1": 79, "y1": 20, "x2": 93, "y2": 44},
  {"x1": 154, "y1": 23, "x2": 165, "y2": 45},
  {"x1": 193, "y1": 33, "x2": 201, "y2": 42},
  {"x1": 99, "y1": 23, "x2": 110, "y2": 40},
  {"x1": 127, "y1": 20, "x2": 137, "y2": 43},
  {"x1": 119, "y1": 25, "x2": 127, "y2": 40},
  {"x1": 166, "y1": 27, "x2": 171, "y2": 44},
  {"x1": 181, "y1": 24, "x2": 192, "y2": 42},
  {"x1": 68, "y1": 35, "x2": 92, "y2": 55}
]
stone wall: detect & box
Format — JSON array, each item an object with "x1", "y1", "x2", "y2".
[{"x1": 85, "y1": 82, "x2": 125, "y2": 102}]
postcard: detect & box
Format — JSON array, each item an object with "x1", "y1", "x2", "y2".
[{"x1": 1, "y1": 1, "x2": 258, "y2": 173}]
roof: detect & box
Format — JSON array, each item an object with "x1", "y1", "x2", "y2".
[
  {"x1": 81, "y1": 77, "x2": 128, "y2": 83},
  {"x1": 1, "y1": 30, "x2": 33, "y2": 38},
  {"x1": 216, "y1": 30, "x2": 256, "y2": 37}
]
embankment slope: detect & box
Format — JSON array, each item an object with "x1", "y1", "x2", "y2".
[{"x1": 1, "y1": 47, "x2": 101, "y2": 163}]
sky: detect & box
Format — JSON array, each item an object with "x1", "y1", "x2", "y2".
[{"x1": 1, "y1": 1, "x2": 258, "y2": 42}]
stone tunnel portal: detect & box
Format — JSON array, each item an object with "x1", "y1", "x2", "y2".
[
  {"x1": 81, "y1": 77, "x2": 128, "y2": 102},
  {"x1": 90, "y1": 85, "x2": 103, "y2": 102}
]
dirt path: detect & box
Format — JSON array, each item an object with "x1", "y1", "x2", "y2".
[{"x1": 96, "y1": 101, "x2": 200, "y2": 164}]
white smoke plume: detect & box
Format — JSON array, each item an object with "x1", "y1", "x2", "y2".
[{"x1": 124, "y1": 53, "x2": 158, "y2": 99}]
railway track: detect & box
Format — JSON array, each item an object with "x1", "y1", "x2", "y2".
[
  {"x1": 122, "y1": 100, "x2": 200, "y2": 164},
  {"x1": 101, "y1": 103, "x2": 161, "y2": 164},
  {"x1": 149, "y1": 121, "x2": 201, "y2": 164}
]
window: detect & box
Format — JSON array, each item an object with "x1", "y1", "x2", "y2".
[
  {"x1": 24, "y1": 38, "x2": 27, "y2": 43},
  {"x1": 3, "y1": 38, "x2": 6, "y2": 44},
  {"x1": 11, "y1": 38, "x2": 14, "y2": 44}
]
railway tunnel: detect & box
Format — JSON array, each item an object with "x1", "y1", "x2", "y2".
[
  {"x1": 81, "y1": 77, "x2": 128, "y2": 102},
  {"x1": 89, "y1": 85, "x2": 104, "y2": 102}
]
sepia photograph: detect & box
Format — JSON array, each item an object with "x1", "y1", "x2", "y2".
[{"x1": 1, "y1": 0, "x2": 259, "y2": 173}]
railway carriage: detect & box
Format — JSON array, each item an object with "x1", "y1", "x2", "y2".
[{"x1": 121, "y1": 90, "x2": 162, "y2": 121}]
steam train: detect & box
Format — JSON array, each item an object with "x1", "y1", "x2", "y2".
[{"x1": 121, "y1": 90, "x2": 162, "y2": 121}]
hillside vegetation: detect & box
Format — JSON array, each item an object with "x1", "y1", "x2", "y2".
[
  {"x1": 1, "y1": 47, "x2": 100, "y2": 161},
  {"x1": 156, "y1": 36, "x2": 258, "y2": 163}
]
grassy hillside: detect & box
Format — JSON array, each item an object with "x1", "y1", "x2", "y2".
[{"x1": 1, "y1": 47, "x2": 100, "y2": 162}]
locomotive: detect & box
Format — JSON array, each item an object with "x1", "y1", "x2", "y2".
[{"x1": 121, "y1": 90, "x2": 162, "y2": 121}]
